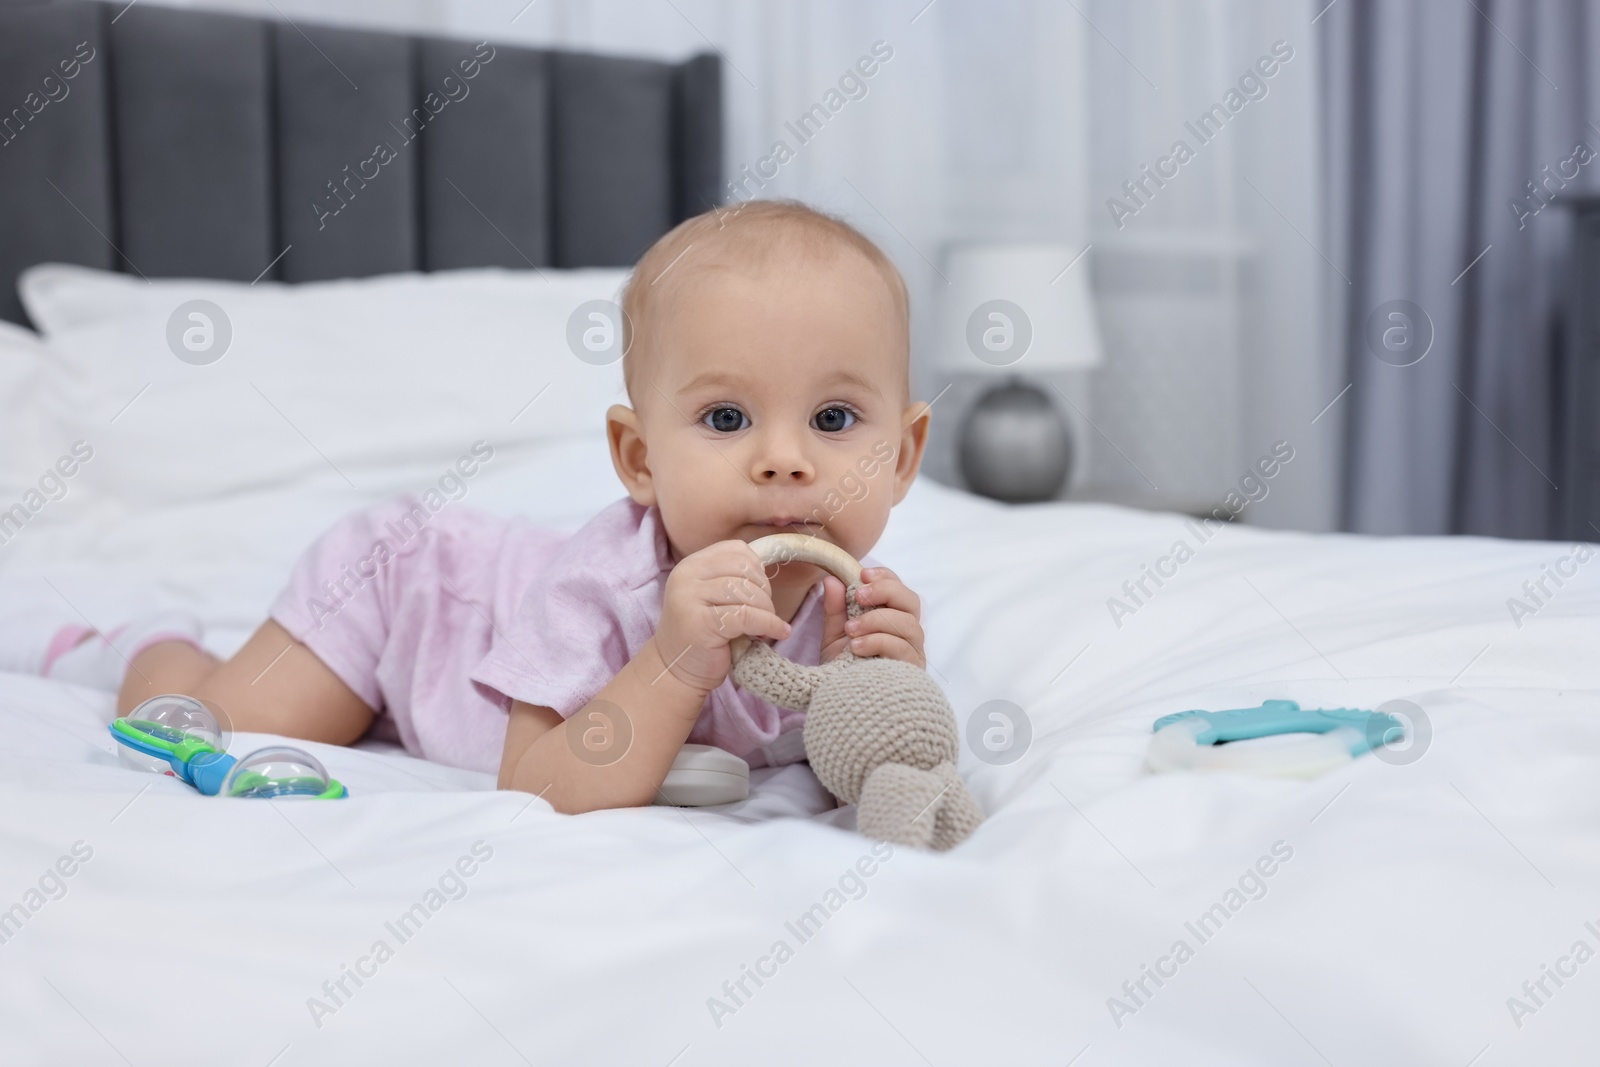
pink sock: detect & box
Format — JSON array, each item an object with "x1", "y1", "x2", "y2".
[
  {"x1": 40, "y1": 624, "x2": 95, "y2": 675},
  {"x1": 44, "y1": 612, "x2": 205, "y2": 692}
]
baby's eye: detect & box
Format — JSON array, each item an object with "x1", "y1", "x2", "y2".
[
  {"x1": 703, "y1": 406, "x2": 748, "y2": 433},
  {"x1": 813, "y1": 407, "x2": 856, "y2": 433}
]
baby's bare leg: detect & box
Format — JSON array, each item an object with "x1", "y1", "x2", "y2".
[
  {"x1": 117, "y1": 620, "x2": 373, "y2": 745},
  {"x1": 118, "y1": 641, "x2": 220, "y2": 712}
]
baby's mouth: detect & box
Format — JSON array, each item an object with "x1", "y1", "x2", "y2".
[{"x1": 744, "y1": 516, "x2": 828, "y2": 540}]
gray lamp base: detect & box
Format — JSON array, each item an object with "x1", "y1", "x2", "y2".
[{"x1": 957, "y1": 379, "x2": 1073, "y2": 503}]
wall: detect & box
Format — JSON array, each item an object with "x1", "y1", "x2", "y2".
[{"x1": 142, "y1": 0, "x2": 1336, "y2": 530}]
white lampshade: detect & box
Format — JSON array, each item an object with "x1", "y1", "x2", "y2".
[{"x1": 935, "y1": 243, "x2": 1103, "y2": 375}]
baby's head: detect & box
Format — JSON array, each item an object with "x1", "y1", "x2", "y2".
[{"x1": 606, "y1": 200, "x2": 929, "y2": 596}]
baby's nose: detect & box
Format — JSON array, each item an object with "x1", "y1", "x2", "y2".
[
  {"x1": 757, "y1": 461, "x2": 813, "y2": 482},
  {"x1": 758, "y1": 467, "x2": 812, "y2": 483},
  {"x1": 752, "y1": 436, "x2": 815, "y2": 482}
]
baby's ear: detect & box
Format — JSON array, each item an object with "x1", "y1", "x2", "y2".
[
  {"x1": 891, "y1": 401, "x2": 932, "y2": 504},
  {"x1": 606, "y1": 404, "x2": 656, "y2": 505}
]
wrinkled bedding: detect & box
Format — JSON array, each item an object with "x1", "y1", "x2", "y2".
[{"x1": 1, "y1": 473, "x2": 1596, "y2": 1065}]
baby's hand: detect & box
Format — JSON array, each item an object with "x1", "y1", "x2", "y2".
[
  {"x1": 821, "y1": 566, "x2": 926, "y2": 669},
  {"x1": 653, "y1": 541, "x2": 792, "y2": 694}
]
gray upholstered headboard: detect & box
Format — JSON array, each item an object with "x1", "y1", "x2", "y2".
[{"x1": 0, "y1": 0, "x2": 722, "y2": 326}]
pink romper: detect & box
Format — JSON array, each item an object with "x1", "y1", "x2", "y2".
[{"x1": 269, "y1": 495, "x2": 874, "y2": 773}]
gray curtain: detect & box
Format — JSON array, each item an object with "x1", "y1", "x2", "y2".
[{"x1": 1322, "y1": 0, "x2": 1599, "y2": 537}]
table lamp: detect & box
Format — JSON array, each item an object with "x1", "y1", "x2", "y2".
[{"x1": 936, "y1": 243, "x2": 1104, "y2": 502}]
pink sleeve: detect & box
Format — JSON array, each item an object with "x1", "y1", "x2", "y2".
[{"x1": 469, "y1": 562, "x2": 640, "y2": 719}]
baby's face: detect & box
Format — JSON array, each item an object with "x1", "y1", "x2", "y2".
[{"x1": 610, "y1": 249, "x2": 921, "y2": 596}]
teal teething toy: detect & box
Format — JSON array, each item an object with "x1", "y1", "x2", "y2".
[{"x1": 1147, "y1": 699, "x2": 1407, "y2": 778}]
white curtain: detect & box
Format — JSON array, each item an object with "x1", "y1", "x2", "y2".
[
  {"x1": 1083, "y1": 0, "x2": 1336, "y2": 531},
  {"x1": 462, "y1": 0, "x2": 1097, "y2": 508},
  {"x1": 154, "y1": 0, "x2": 1337, "y2": 531}
]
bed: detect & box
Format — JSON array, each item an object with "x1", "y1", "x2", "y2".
[{"x1": 2, "y1": 3, "x2": 1598, "y2": 1065}]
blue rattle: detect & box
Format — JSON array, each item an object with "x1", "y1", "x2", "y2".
[{"x1": 110, "y1": 694, "x2": 348, "y2": 799}]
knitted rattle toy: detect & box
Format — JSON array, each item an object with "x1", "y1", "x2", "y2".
[{"x1": 730, "y1": 534, "x2": 984, "y2": 851}]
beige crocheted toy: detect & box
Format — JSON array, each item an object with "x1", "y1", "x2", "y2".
[{"x1": 730, "y1": 534, "x2": 984, "y2": 851}]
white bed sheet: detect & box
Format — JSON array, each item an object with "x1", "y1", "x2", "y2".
[{"x1": 1, "y1": 475, "x2": 1597, "y2": 1066}]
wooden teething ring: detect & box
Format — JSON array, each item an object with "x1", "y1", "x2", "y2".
[
  {"x1": 727, "y1": 532, "x2": 982, "y2": 851},
  {"x1": 729, "y1": 533, "x2": 863, "y2": 665}
]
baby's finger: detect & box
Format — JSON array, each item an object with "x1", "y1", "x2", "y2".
[
  {"x1": 716, "y1": 601, "x2": 792, "y2": 643},
  {"x1": 823, "y1": 573, "x2": 848, "y2": 611},
  {"x1": 701, "y1": 558, "x2": 775, "y2": 615},
  {"x1": 820, "y1": 575, "x2": 849, "y2": 651},
  {"x1": 854, "y1": 569, "x2": 921, "y2": 617},
  {"x1": 691, "y1": 540, "x2": 773, "y2": 593},
  {"x1": 845, "y1": 606, "x2": 924, "y2": 651},
  {"x1": 705, "y1": 571, "x2": 778, "y2": 635},
  {"x1": 846, "y1": 630, "x2": 924, "y2": 668},
  {"x1": 704, "y1": 567, "x2": 775, "y2": 609},
  {"x1": 727, "y1": 544, "x2": 779, "y2": 596}
]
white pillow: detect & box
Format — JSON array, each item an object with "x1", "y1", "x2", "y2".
[
  {"x1": 0, "y1": 320, "x2": 53, "y2": 500},
  {"x1": 18, "y1": 264, "x2": 632, "y2": 511}
]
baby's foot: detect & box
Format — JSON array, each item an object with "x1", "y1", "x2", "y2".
[{"x1": 1, "y1": 611, "x2": 205, "y2": 691}]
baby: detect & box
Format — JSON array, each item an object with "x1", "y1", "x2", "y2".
[{"x1": 33, "y1": 199, "x2": 932, "y2": 814}]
